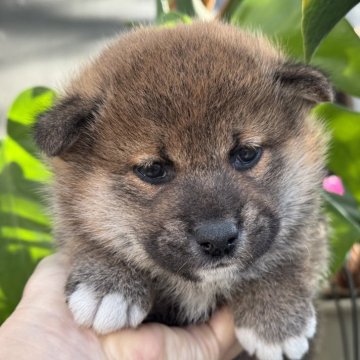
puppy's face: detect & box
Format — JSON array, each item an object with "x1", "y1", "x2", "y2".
[{"x1": 35, "y1": 23, "x2": 332, "y2": 281}]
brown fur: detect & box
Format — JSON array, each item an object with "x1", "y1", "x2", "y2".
[{"x1": 34, "y1": 22, "x2": 333, "y2": 359}]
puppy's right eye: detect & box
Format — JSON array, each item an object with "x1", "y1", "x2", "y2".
[{"x1": 134, "y1": 162, "x2": 170, "y2": 184}]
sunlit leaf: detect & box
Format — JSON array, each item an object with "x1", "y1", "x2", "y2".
[
  {"x1": 314, "y1": 103, "x2": 360, "y2": 274},
  {"x1": 0, "y1": 87, "x2": 55, "y2": 323},
  {"x1": 302, "y1": 0, "x2": 359, "y2": 62},
  {"x1": 312, "y1": 20, "x2": 360, "y2": 97},
  {"x1": 314, "y1": 103, "x2": 360, "y2": 203},
  {"x1": 230, "y1": 0, "x2": 360, "y2": 97},
  {"x1": 156, "y1": 11, "x2": 192, "y2": 26}
]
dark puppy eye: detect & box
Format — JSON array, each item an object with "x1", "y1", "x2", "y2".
[
  {"x1": 229, "y1": 146, "x2": 262, "y2": 171},
  {"x1": 134, "y1": 162, "x2": 170, "y2": 184}
]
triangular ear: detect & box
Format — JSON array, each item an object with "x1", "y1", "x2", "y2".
[
  {"x1": 34, "y1": 95, "x2": 101, "y2": 157},
  {"x1": 274, "y1": 63, "x2": 334, "y2": 104}
]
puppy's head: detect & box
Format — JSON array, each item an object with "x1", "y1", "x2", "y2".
[{"x1": 35, "y1": 22, "x2": 333, "y2": 281}]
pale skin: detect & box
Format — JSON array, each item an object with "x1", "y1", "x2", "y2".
[{"x1": 0, "y1": 254, "x2": 242, "y2": 360}]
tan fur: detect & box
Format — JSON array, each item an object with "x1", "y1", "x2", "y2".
[{"x1": 35, "y1": 21, "x2": 333, "y2": 359}]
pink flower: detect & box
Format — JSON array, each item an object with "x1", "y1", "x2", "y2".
[{"x1": 323, "y1": 175, "x2": 345, "y2": 196}]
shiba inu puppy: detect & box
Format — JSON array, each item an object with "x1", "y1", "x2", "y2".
[{"x1": 34, "y1": 22, "x2": 332, "y2": 360}]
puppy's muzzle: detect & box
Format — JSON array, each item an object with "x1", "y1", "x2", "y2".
[{"x1": 194, "y1": 220, "x2": 238, "y2": 258}]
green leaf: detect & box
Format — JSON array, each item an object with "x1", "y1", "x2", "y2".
[
  {"x1": 156, "y1": 0, "x2": 171, "y2": 18},
  {"x1": 314, "y1": 103, "x2": 360, "y2": 203},
  {"x1": 314, "y1": 103, "x2": 360, "y2": 274},
  {"x1": 229, "y1": 0, "x2": 302, "y2": 45},
  {"x1": 175, "y1": 0, "x2": 195, "y2": 16},
  {"x1": 323, "y1": 191, "x2": 360, "y2": 274},
  {"x1": 156, "y1": 11, "x2": 192, "y2": 26},
  {"x1": 0, "y1": 87, "x2": 55, "y2": 323},
  {"x1": 175, "y1": 0, "x2": 212, "y2": 19},
  {"x1": 302, "y1": 0, "x2": 359, "y2": 62},
  {"x1": 229, "y1": 0, "x2": 360, "y2": 97},
  {"x1": 312, "y1": 20, "x2": 360, "y2": 97},
  {"x1": 218, "y1": 0, "x2": 246, "y2": 21}
]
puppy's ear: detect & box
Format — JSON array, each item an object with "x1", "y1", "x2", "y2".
[
  {"x1": 274, "y1": 63, "x2": 334, "y2": 104},
  {"x1": 34, "y1": 95, "x2": 101, "y2": 157}
]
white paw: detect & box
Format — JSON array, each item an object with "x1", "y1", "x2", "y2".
[
  {"x1": 235, "y1": 314, "x2": 316, "y2": 360},
  {"x1": 68, "y1": 283, "x2": 147, "y2": 334}
]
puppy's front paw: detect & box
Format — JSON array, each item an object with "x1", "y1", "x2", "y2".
[
  {"x1": 68, "y1": 283, "x2": 148, "y2": 334},
  {"x1": 235, "y1": 313, "x2": 316, "y2": 360},
  {"x1": 65, "y1": 262, "x2": 152, "y2": 334}
]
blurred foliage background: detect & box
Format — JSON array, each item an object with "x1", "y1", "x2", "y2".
[{"x1": 1, "y1": 0, "x2": 360, "y2": 323}]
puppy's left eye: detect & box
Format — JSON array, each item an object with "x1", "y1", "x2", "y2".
[
  {"x1": 134, "y1": 162, "x2": 169, "y2": 184},
  {"x1": 229, "y1": 146, "x2": 262, "y2": 171}
]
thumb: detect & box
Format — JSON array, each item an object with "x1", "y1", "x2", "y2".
[
  {"x1": 101, "y1": 307, "x2": 238, "y2": 360},
  {"x1": 184, "y1": 306, "x2": 237, "y2": 360}
]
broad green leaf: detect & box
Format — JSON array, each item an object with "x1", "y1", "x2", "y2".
[
  {"x1": 312, "y1": 20, "x2": 360, "y2": 97},
  {"x1": 302, "y1": 0, "x2": 359, "y2": 62},
  {"x1": 156, "y1": 11, "x2": 192, "y2": 26},
  {"x1": 315, "y1": 103, "x2": 360, "y2": 274},
  {"x1": 323, "y1": 191, "x2": 360, "y2": 273},
  {"x1": 156, "y1": 0, "x2": 170, "y2": 18},
  {"x1": 230, "y1": 0, "x2": 303, "y2": 50},
  {"x1": 0, "y1": 87, "x2": 55, "y2": 323},
  {"x1": 230, "y1": 0, "x2": 360, "y2": 97},
  {"x1": 315, "y1": 103, "x2": 360, "y2": 203}
]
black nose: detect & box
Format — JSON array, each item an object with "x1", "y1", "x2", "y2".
[{"x1": 194, "y1": 220, "x2": 239, "y2": 257}]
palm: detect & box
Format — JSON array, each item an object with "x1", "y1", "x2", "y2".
[{"x1": 0, "y1": 255, "x2": 240, "y2": 360}]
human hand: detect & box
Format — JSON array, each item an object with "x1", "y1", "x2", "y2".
[{"x1": 0, "y1": 254, "x2": 241, "y2": 360}]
